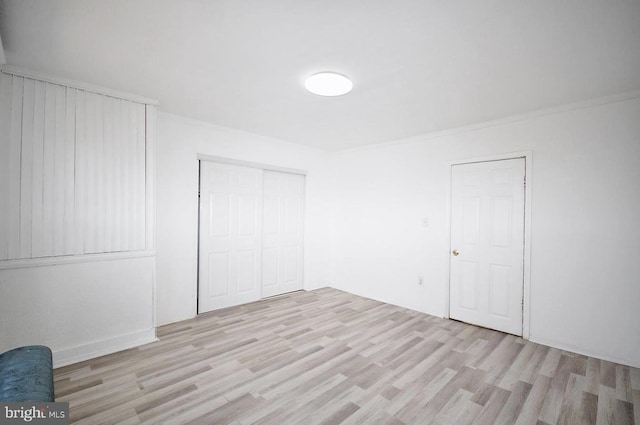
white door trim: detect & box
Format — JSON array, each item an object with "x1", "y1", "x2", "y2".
[
  {"x1": 445, "y1": 151, "x2": 532, "y2": 339},
  {"x1": 197, "y1": 154, "x2": 307, "y2": 176}
]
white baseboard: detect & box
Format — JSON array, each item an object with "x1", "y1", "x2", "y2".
[
  {"x1": 303, "y1": 282, "x2": 329, "y2": 291},
  {"x1": 330, "y1": 285, "x2": 436, "y2": 317},
  {"x1": 528, "y1": 336, "x2": 639, "y2": 369},
  {"x1": 53, "y1": 329, "x2": 158, "y2": 368}
]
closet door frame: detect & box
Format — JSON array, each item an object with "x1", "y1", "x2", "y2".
[
  {"x1": 196, "y1": 154, "x2": 307, "y2": 314},
  {"x1": 197, "y1": 155, "x2": 307, "y2": 176}
]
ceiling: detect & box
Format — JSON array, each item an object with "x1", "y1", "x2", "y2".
[{"x1": 1, "y1": 0, "x2": 639, "y2": 151}]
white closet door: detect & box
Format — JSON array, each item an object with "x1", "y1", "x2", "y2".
[
  {"x1": 198, "y1": 162, "x2": 263, "y2": 313},
  {"x1": 449, "y1": 158, "x2": 525, "y2": 336},
  {"x1": 261, "y1": 171, "x2": 305, "y2": 298}
]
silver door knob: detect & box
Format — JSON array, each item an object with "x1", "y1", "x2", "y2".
[{"x1": 452, "y1": 249, "x2": 459, "y2": 256}]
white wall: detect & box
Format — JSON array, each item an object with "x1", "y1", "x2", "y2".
[
  {"x1": 325, "y1": 95, "x2": 640, "y2": 368},
  {"x1": 0, "y1": 256, "x2": 156, "y2": 367},
  {"x1": 155, "y1": 113, "x2": 330, "y2": 326},
  {"x1": 0, "y1": 70, "x2": 157, "y2": 367}
]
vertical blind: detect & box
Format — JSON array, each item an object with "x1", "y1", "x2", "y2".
[{"x1": 0, "y1": 72, "x2": 148, "y2": 260}]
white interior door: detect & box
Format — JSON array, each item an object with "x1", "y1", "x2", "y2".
[
  {"x1": 449, "y1": 158, "x2": 525, "y2": 336},
  {"x1": 198, "y1": 162, "x2": 263, "y2": 313},
  {"x1": 261, "y1": 170, "x2": 305, "y2": 298}
]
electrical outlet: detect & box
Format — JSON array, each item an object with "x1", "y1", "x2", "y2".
[{"x1": 418, "y1": 276, "x2": 424, "y2": 285}]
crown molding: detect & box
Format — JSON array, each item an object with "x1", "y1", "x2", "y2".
[{"x1": 0, "y1": 65, "x2": 159, "y2": 105}]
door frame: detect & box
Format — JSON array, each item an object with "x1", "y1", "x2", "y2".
[
  {"x1": 197, "y1": 154, "x2": 308, "y2": 176},
  {"x1": 445, "y1": 151, "x2": 532, "y2": 339}
]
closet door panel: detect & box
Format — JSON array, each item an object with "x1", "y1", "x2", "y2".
[
  {"x1": 261, "y1": 170, "x2": 304, "y2": 298},
  {"x1": 198, "y1": 162, "x2": 263, "y2": 313}
]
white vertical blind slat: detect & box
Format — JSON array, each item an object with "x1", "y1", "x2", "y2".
[
  {"x1": 112, "y1": 98, "x2": 123, "y2": 251},
  {"x1": 8, "y1": 77, "x2": 24, "y2": 259},
  {"x1": 135, "y1": 103, "x2": 146, "y2": 250},
  {"x1": 31, "y1": 80, "x2": 46, "y2": 258},
  {"x1": 42, "y1": 83, "x2": 57, "y2": 257},
  {"x1": 53, "y1": 83, "x2": 66, "y2": 256},
  {"x1": 0, "y1": 74, "x2": 12, "y2": 260},
  {"x1": 73, "y1": 90, "x2": 85, "y2": 255},
  {"x1": 145, "y1": 105, "x2": 156, "y2": 251},
  {"x1": 19, "y1": 78, "x2": 35, "y2": 259},
  {"x1": 103, "y1": 95, "x2": 113, "y2": 253},
  {"x1": 83, "y1": 92, "x2": 94, "y2": 253},
  {"x1": 96, "y1": 94, "x2": 105, "y2": 253},
  {"x1": 124, "y1": 100, "x2": 135, "y2": 251},
  {"x1": 64, "y1": 87, "x2": 76, "y2": 254}
]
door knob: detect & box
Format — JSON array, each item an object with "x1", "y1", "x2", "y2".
[{"x1": 452, "y1": 249, "x2": 459, "y2": 256}]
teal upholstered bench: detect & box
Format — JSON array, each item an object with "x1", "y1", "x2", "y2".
[{"x1": 0, "y1": 345, "x2": 55, "y2": 402}]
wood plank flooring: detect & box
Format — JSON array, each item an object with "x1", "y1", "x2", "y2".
[{"x1": 54, "y1": 288, "x2": 640, "y2": 424}]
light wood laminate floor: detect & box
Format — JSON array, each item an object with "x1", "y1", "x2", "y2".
[{"x1": 54, "y1": 288, "x2": 639, "y2": 424}]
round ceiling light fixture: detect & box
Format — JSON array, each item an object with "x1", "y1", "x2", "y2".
[{"x1": 304, "y1": 72, "x2": 353, "y2": 96}]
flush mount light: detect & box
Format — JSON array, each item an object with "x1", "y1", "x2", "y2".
[{"x1": 304, "y1": 72, "x2": 353, "y2": 96}]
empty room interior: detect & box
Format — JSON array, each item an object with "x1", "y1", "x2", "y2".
[{"x1": 0, "y1": 1, "x2": 639, "y2": 424}]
